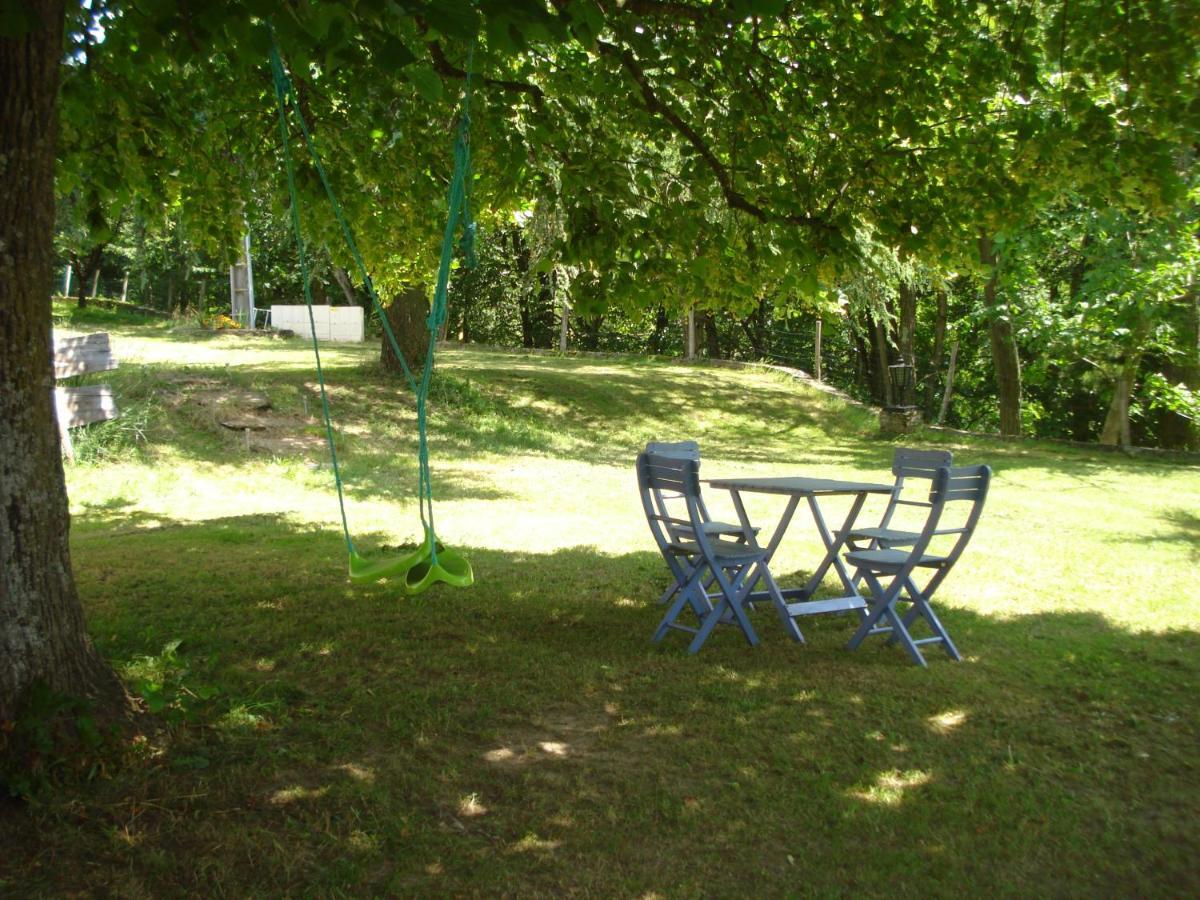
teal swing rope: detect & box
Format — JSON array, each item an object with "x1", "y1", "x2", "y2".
[{"x1": 267, "y1": 32, "x2": 476, "y2": 575}]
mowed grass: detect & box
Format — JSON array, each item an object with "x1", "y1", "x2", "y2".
[{"x1": 4, "y1": 305, "x2": 1199, "y2": 896}]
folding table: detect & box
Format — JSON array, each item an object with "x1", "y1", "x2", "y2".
[{"x1": 704, "y1": 476, "x2": 894, "y2": 637}]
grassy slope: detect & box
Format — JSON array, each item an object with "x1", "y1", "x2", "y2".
[{"x1": 4, "y1": 307, "x2": 1199, "y2": 897}]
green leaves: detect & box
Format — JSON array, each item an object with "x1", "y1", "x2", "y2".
[
  {"x1": 406, "y1": 64, "x2": 444, "y2": 102},
  {"x1": 377, "y1": 35, "x2": 417, "y2": 70}
]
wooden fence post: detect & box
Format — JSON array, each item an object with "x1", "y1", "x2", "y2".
[{"x1": 814, "y1": 317, "x2": 823, "y2": 382}]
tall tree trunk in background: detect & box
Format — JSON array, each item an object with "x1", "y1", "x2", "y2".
[
  {"x1": 332, "y1": 266, "x2": 357, "y2": 306},
  {"x1": 647, "y1": 306, "x2": 670, "y2": 354},
  {"x1": 897, "y1": 280, "x2": 918, "y2": 406},
  {"x1": 1, "y1": 1, "x2": 128, "y2": 725},
  {"x1": 979, "y1": 235, "x2": 1022, "y2": 436},
  {"x1": 738, "y1": 299, "x2": 768, "y2": 359},
  {"x1": 579, "y1": 315, "x2": 604, "y2": 351},
  {"x1": 1159, "y1": 289, "x2": 1199, "y2": 449},
  {"x1": 380, "y1": 283, "x2": 430, "y2": 376},
  {"x1": 700, "y1": 310, "x2": 721, "y2": 358},
  {"x1": 70, "y1": 244, "x2": 104, "y2": 309},
  {"x1": 925, "y1": 288, "x2": 948, "y2": 419},
  {"x1": 873, "y1": 318, "x2": 892, "y2": 406},
  {"x1": 1099, "y1": 320, "x2": 1151, "y2": 448},
  {"x1": 517, "y1": 292, "x2": 535, "y2": 348}
]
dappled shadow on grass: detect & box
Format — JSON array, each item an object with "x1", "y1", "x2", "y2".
[
  {"x1": 7, "y1": 511, "x2": 1195, "y2": 895},
  {"x1": 1153, "y1": 508, "x2": 1200, "y2": 561}
]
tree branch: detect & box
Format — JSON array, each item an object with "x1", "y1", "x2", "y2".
[
  {"x1": 429, "y1": 40, "x2": 544, "y2": 107},
  {"x1": 595, "y1": 38, "x2": 835, "y2": 235}
]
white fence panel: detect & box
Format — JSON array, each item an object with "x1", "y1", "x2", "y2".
[{"x1": 270, "y1": 305, "x2": 364, "y2": 342}]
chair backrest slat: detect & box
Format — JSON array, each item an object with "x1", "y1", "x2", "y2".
[
  {"x1": 892, "y1": 448, "x2": 954, "y2": 479},
  {"x1": 878, "y1": 447, "x2": 954, "y2": 528},
  {"x1": 645, "y1": 440, "x2": 700, "y2": 459},
  {"x1": 643, "y1": 440, "x2": 713, "y2": 524}
]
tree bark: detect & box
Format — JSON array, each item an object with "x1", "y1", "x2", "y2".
[
  {"x1": 332, "y1": 266, "x2": 357, "y2": 305},
  {"x1": 699, "y1": 310, "x2": 721, "y2": 358},
  {"x1": 1099, "y1": 323, "x2": 1150, "y2": 448},
  {"x1": 69, "y1": 244, "x2": 103, "y2": 309},
  {"x1": 896, "y1": 280, "x2": 918, "y2": 406},
  {"x1": 380, "y1": 283, "x2": 430, "y2": 376},
  {"x1": 1, "y1": 0, "x2": 128, "y2": 725},
  {"x1": 647, "y1": 305, "x2": 669, "y2": 355},
  {"x1": 1158, "y1": 288, "x2": 1199, "y2": 450},
  {"x1": 979, "y1": 234, "x2": 1022, "y2": 436},
  {"x1": 925, "y1": 288, "x2": 948, "y2": 419},
  {"x1": 874, "y1": 318, "x2": 892, "y2": 406},
  {"x1": 813, "y1": 317, "x2": 823, "y2": 382},
  {"x1": 937, "y1": 340, "x2": 960, "y2": 426}
]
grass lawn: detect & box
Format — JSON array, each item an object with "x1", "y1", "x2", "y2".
[{"x1": 3, "y1": 305, "x2": 1199, "y2": 896}]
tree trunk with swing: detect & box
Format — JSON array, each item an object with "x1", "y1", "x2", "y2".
[
  {"x1": 380, "y1": 283, "x2": 431, "y2": 376},
  {"x1": 1, "y1": 0, "x2": 129, "y2": 727}
]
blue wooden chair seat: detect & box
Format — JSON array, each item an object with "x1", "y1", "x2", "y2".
[
  {"x1": 843, "y1": 525, "x2": 923, "y2": 546},
  {"x1": 845, "y1": 547, "x2": 949, "y2": 570}
]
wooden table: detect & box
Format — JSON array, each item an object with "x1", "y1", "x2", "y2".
[{"x1": 705, "y1": 476, "x2": 894, "y2": 630}]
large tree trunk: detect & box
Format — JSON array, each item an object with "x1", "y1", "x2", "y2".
[
  {"x1": 873, "y1": 318, "x2": 892, "y2": 406},
  {"x1": 1099, "y1": 320, "x2": 1152, "y2": 448},
  {"x1": 647, "y1": 305, "x2": 669, "y2": 355},
  {"x1": 1, "y1": 1, "x2": 127, "y2": 726},
  {"x1": 380, "y1": 283, "x2": 430, "y2": 376},
  {"x1": 1099, "y1": 367, "x2": 1139, "y2": 447},
  {"x1": 979, "y1": 234, "x2": 1022, "y2": 436}
]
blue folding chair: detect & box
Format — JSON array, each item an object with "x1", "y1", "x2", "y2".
[
  {"x1": 845, "y1": 464, "x2": 991, "y2": 666},
  {"x1": 638, "y1": 451, "x2": 788, "y2": 654},
  {"x1": 843, "y1": 448, "x2": 953, "y2": 551},
  {"x1": 643, "y1": 440, "x2": 757, "y2": 606}
]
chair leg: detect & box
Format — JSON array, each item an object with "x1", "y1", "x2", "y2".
[
  {"x1": 901, "y1": 591, "x2": 962, "y2": 661},
  {"x1": 685, "y1": 565, "x2": 760, "y2": 654},
  {"x1": 653, "y1": 565, "x2": 710, "y2": 643},
  {"x1": 882, "y1": 605, "x2": 928, "y2": 667},
  {"x1": 846, "y1": 571, "x2": 929, "y2": 667}
]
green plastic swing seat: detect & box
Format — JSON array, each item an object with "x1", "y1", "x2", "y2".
[
  {"x1": 347, "y1": 527, "x2": 473, "y2": 594},
  {"x1": 404, "y1": 542, "x2": 474, "y2": 594},
  {"x1": 348, "y1": 542, "x2": 431, "y2": 585}
]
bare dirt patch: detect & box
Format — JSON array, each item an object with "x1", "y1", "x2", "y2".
[{"x1": 167, "y1": 379, "x2": 326, "y2": 455}]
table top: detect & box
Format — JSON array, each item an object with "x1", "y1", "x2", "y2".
[{"x1": 706, "y1": 475, "x2": 894, "y2": 497}]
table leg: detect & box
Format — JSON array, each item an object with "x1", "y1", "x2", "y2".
[{"x1": 801, "y1": 492, "x2": 868, "y2": 598}]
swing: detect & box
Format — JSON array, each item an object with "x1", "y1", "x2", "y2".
[{"x1": 268, "y1": 34, "x2": 475, "y2": 594}]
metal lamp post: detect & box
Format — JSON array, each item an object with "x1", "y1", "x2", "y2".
[{"x1": 880, "y1": 360, "x2": 922, "y2": 435}]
